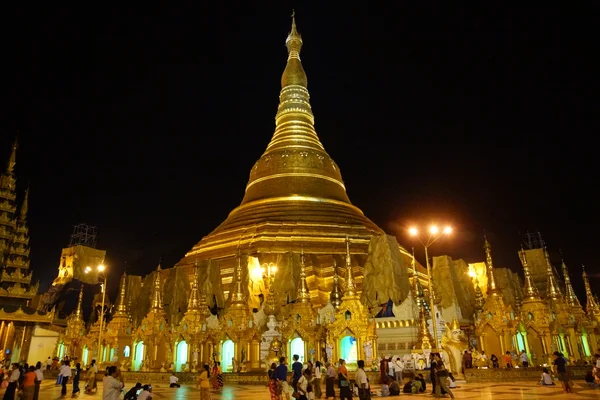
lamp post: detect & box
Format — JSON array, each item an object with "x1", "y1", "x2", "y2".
[
  {"x1": 86, "y1": 264, "x2": 107, "y2": 362},
  {"x1": 409, "y1": 225, "x2": 452, "y2": 352}
]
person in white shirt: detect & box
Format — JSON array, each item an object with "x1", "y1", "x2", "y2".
[
  {"x1": 169, "y1": 373, "x2": 180, "y2": 388},
  {"x1": 394, "y1": 357, "x2": 404, "y2": 383},
  {"x1": 539, "y1": 368, "x2": 554, "y2": 385},
  {"x1": 355, "y1": 360, "x2": 370, "y2": 399},
  {"x1": 102, "y1": 366, "x2": 124, "y2": 400},
  {"x1": 520, "y1": 350, "x2": 529, "y2": 368},
  {"x1": 45, "y1": 357, "x2": 52, "y2": 371},
  {"x1": 59, "y1": 360, "x2": 72, "y2": 397},
  {"x1": 34, "y1": 361, "x2": 44, "y2": 400},
  {"x1": 137, "y1": 384, "x2": 153, "y2": 400},
  {"x1": 387, "y1": 357, "x2": 395, "y2": 381},
  {"x1": 3, "y1": 363, "x2": 20, "y2": 399}
]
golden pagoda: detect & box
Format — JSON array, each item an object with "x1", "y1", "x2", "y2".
[
  {"x1": 583, "y1": 267, "x2": 600, "y2": 355},
  {"x1": 59, "y1": 285, "x2": 87, "y2": 361},
  {"x1": 177, "y1": 13, "x2": 383, "y2": 310},
  {"x1": 105, "y1": 272, "x2": 134, "y2": 367},
  {"x1": 474, "y1": 238, "x2": 513, "y2": 358},
  {"x1": 516, "y1": 247, "x2": 551, "y2": 364}
]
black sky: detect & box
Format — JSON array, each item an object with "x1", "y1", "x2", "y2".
[{"x1": 1, "y1": 4, "x2": 599, "y2": 301}]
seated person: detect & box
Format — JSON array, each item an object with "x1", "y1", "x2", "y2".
[
  {"x1": 411, "y1": 379, "x2": 422, "y2": 394},
  {"x1": 402, "y1": 378, "x2": 414, "y2": 394},
  {"x1": 585, "y1": 369, "x2": 596, "y2": 387},
  {"x1": 416, "y1": 373, "x2": 426, "y2": 392},
  {"x1": 138, "y1": 385, "x2": 153, "y2": 400},
  {"x1": 388, "y1": 379, "x2": 400, "y2": 395},
  {"x1": 380, "y1": 376, "x2": 390, "y2": 396},
  {"x1": 124, "y1": 382, "x2": 142, "y2": 400},
  {"x1": 169, "y1": 373, "x2": 181, "y2": 388},
  {"x1": 540, "y1": 368, "x2": 555, "y2": 386}
]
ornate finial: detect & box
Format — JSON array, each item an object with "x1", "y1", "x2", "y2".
[
  {"x1": 520, "y1": 246, "x2": 540, "y2": 299},
  {"x1": 157, "y1": 258, "x2": 162, "y2": 271},
  {"x1": 296, "y1": 249, "x2": 311, "y2": 303},
  {"x1": 344, "y1": 235, "x2": 356, "y2": 296},
  {"x1": 114, "y1": 272, "x2": 128, "y2": 316},
  {"x1": 280, "y1": 12, "x2": 307, "y2": 89},
  {"x1": 19, "y1": 186, "x2": 29, "y2": 221},
  {"x1": 450, "y1": 317, "x2": 461, "y2": 331},
  {"x1": 75, "y1": 284, "x2": 84, "y2": 319},
  {"x1": 264, "y1": 274, "x2": 278, "y2": 316},
  {"x1": 582, "y1": 265, "x2": 600, "y2": 316},
  {"x1": 561, "y1": 259, "x2": 582, "y2": 308},
  {"x1": 411, "y1": 248, "x2": 425, "y2": 308},
  {"x1": 187, "y1": 259, "x2": 201, "y2": 311},
  {"x1": 231, "y1": 250, "x2": 247, "y2": 304},
  {"x1": 6, "y1": 137, "x2": 17, "y2": 174},
  {"x1": 286, "y1": 10, "x2": 303, "y2": 60},
  {"x1": 329, "y1": 259, "x2": 343, "y2": 309},
  {"x1": 151, "y1": 266, "x2": 163, "y2": 312},
  {"x1": 484, "y1": 236, "x2": 499, "y2": 295},
  {"x1": 544, "y1": 247, "x2": 562, "y2": 300}
]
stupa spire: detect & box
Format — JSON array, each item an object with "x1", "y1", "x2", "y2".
[
  {"x1": 520, "y1": 247, "x2": 540, "y2": 299},
  {"x1": 544, "y1": 247, "x2": 562, "y2": 300},
  {"x1": 19, "y1": 187, "x2": 28, "y2": 221},
  {"x1": 231, "y1": 250, "x2": 247, "y2": 304},
  {"x1": 187, "y1": 260, "x2": 201, "y2": 311},
  {"x1": 561, "y1": 260, "x2": 582, "y2": 308},
  {"x1": 114, "y1": 272, "x2": 128, "y2": 316},
  {"x1": 75, "y1": 284, "x2": 84, "y2": 319},
  {"x1": 150, "y1": 263, "x2": 163, "y2": 312},
  {"x1": 296, "y1": 249, "x2": 311, "y2": 303},
  {"x1": 484, "y1": 236, "x2": 499, "y2": 295},
  {"x1": 344, "y1": 235, "x2": 356, "y2": 296},
  {"x1": 582, "y1": 266, "x2": 600, "y2": 316},
  {"x1": 329, "y1": 259, "x2": 343, "y2": 309}
]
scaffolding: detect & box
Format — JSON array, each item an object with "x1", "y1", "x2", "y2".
[
  {"x1": 523, "y1": 231, "x2": 545, "y2": 250},
  {"x1": 69, "y1": 223, "x2": 97, "y2": 248}
]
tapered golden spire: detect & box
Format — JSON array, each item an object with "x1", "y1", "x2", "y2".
[
  {"x1": 561, "y1": 260, "x2": 582, "y2": 309},
  {"x1": 6, "y1": 138, "x2": 17, "y2": 174},
  {"x1": 520, "y1": 247, "x2": 540, "y2": 300},
  {"x1": 150, "y1": 263, "x2": 163, "y2": 312},
  {"x1": 544, "y1": 247, "x2": 562, "y2": 300},
  {"x1": 114, "y1": 272, "x2": 128, "y2": 316},
  {"x1": 411, "y1": 248, "x2": 425, "y2": 309},
  {"x1": 230, "y1": 250, "x2": 247, "y2": 304},
  {"x1": 484, "y1": 236, "x2": 499, "y2": 295},
  {"x1": 187, "y1": 260, "x2": 201, "y2": 311},
  {"x1": 296, "y1": 249, "x2": 311, "y2": 303},
  {"x1": 329, "y1": 259, "x2": 343, "y2": 309},
  {"x1": 75, "y1": 284, "x2": 84, "y2": 319},
  {"x1": 582, "y1": 266, "x2": 600, "y2": 316},
  {"x1": 344, "y1": 235, "x2": 356, "y2": 296}
]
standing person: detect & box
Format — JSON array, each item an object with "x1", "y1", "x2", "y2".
[
  {"x1": 379, "y1": 357, "x2": 388, "y2": 384},
  {"x1": 490, "y1": 354, "x2": 499, "y2": 368},
  {"x1": 3, "y1": 363, "x2": 20, "y2": 400},
  {"x1": 196, "y1": 364, "x2": 211, "y2": 400},
  {"x1": 59, "y1": 360, "x2": 72, "y2": 398},
  {"x1": 216, "y1": 361, "x2": 223, "y2": 389},
  {"x1": 211, "y1": 362, "x2": 219, "y2": 389},
  {"x1": 504, "y1": 351, "x2": 513, "y2": 368},
  {"x1": 355, "y1": 360, "x2": 370, "y2": 400},
  {"x1": 268, "y1": 362, "x2": 280, "y2": 400},
  {"x1": 21, "y1": 366, "x2": 36, "y2": 400},
  {"x1": 45, "y1": 358, "x2": 52, "y2": 371},
  {"x1": 394, "y1": 357, "x2": 404, "y2": 383},
  {"x1": 325, "y1": 362, "x2": 336, "y2": 400},
  {"x1": 463, "y1": 350, "x2": 472, "y2": 369},
  {"x1": 520, "y1": 350, "x2": 529, "y2": 368},
  {"x1": 553, "y1": 351, "x2": 573, "y2": 393},
  {"x1": 71, "y1": 363, "x2": 81, "y2": 398},
  {"x1": 291, "y1": 354, "x2": 302, "y2": 391},
  {"x1": 429, "y1": 354, "x2": 438, "y2": 395},
  {"x1": 338, "y1": 360, "x2": 350, "y2": 400},
  {"x1": 102, "y1": 366, "x2": 124, "y2": 400},
  {"x1": 313, "y1": 361, "x2": 323, "y2": 399},
  {"x1": 274, "y1": 357, "x2": 290, "y2": 400},
  {"x1": 33, "y1": 362, "x2": 43, "y2": 400},
  {"x1": 387, "y1": 356, "x2": 395, "y2": 382},
  {"x1": 296, "y1": 369, "x2": 312, "y2": 400},
  {"x1": 433, "y1": 354, "x2": 454, "y2": 399},
  {"x1": 84, "y1": 359, "x2": 98, "y2": 394}
]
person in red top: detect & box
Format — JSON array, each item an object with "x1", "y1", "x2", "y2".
[
  {"x1": 504, "y1": 351, "x2": 513, "y2": 368},
  {"x1": 21, "y1": 366, "x2": 36, "y2": 400},
  {"x1": 338, "y1": 359, "x2": 351, "y2": 400}
]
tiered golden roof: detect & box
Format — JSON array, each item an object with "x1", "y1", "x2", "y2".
[
  {"x1": 561, "y1": 261, "x2": 586, "y2": 323},
  {"x1": 64, "y1": 285, "x2": 86, "y2": 340},
  {"x1": 106, "y1": 273, "x2": 133, "y2": 339},
  {"x1": 178, "y1": 15, "x2": 383, "y2": 300}
]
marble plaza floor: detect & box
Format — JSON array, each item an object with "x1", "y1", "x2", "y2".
[{"x1": 3, "y1": 380, "x2": 600, "y2": 399}]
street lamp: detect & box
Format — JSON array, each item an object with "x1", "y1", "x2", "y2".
[
  {"x1": 86, "y1": 264, "x2": 107, "y2": 362},
  {"x1": 409, "y1": 225, "x2": 452, "y2": 352}
]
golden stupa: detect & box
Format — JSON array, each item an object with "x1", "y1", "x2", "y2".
[{"x1": 176, "y1": 15, "x2": 382, "y2": 307}]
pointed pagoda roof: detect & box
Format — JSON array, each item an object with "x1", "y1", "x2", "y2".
[{"x1": 182, "y1": 14, "x2": 381, "y2": 261}]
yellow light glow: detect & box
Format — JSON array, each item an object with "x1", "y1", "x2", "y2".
[
  {"x1": 85, "y1": 266, "x2": 91, "y2": 273},
  {"x1": 429, "y1": 225, "x2": 439, "y2": 235},
  {"x1": 271, "y1": 266, "x2": 278, "y2": 274},
  {"x1": 468, "y1": 270, "x2": 476, "y2": 278},
  {"x1": 409, "y1": 227, "x2": 418, "y2": 236},
  {"x1": 444, "y1": 226, "x2": 452, "y2": 235},
  {"x1": 97, "y1": 264, "x2": 105, "y2": 272}
]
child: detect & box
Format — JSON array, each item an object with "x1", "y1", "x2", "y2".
[{"x1": 540, "y1": 368, "x2": 555, "y2": 386}]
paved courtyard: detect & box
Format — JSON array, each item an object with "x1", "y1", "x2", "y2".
[{"x1": 3, "y1": 380, "x2": 600, "y2": 399}]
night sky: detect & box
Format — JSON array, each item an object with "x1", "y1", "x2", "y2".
[{"x1": 2, "y1": 4, "x2": 598, "y2": 301}]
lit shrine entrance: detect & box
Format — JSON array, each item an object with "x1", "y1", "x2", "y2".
[
  {"x1": 57, "y1": 342, "x2": 65, "y2": 359},
  {"x1": 133, "y1": 342, "x2": 144, "y2": 371},
  {"x1": 82, "y1": 347, "x2": 89, "y2": 366},
  {"x1": 340, "y1": 334, "x2": 358, "y2": 365},
  {"x1": 222, "y1": 340, "x2": 234, "y2": 372},
  {"x1": 176, "y1": 341, "x2": 188, "y2": 372},
  {"x1": 290, "y1": 337, "x2": 305, "y2": 363}
]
